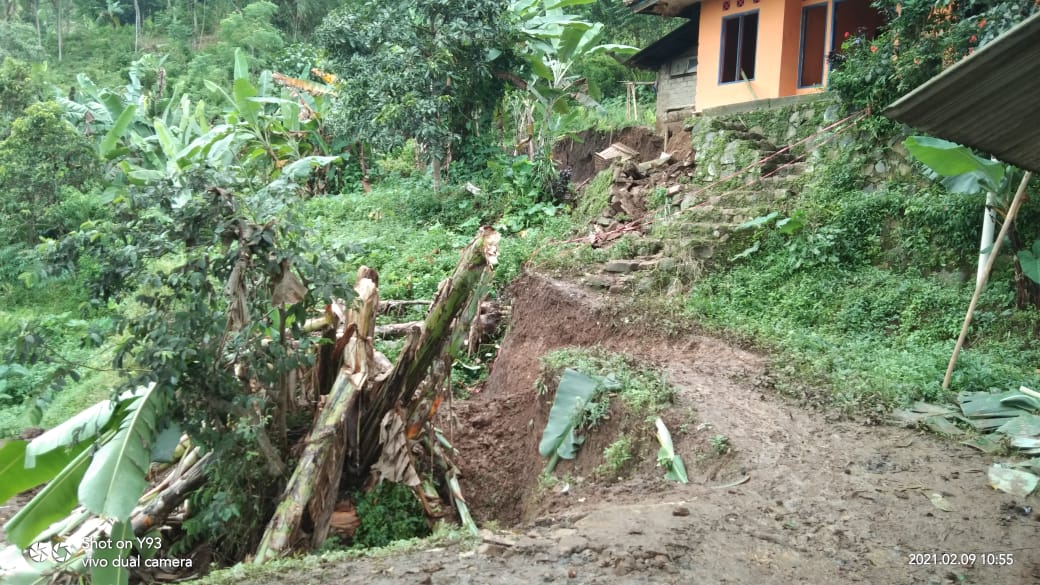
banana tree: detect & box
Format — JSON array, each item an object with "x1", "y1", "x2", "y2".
[
  {"x1": 0, "y1": 383, "x2": 177, "y2": 585},
  {"x1": 905, "y1": 136, "x2": 1039, "y2": 306},
  {"x1": 905, "y1": 136, "x2": 1037, "y2": 389},
  {"x1": 509, "y1": 0, "x2": 636, "y2": 159},
  {"x1": 56, "y1": 54, "x2": 170, "y2": 138},
  {"x1": 204, "y1": 48, "x2": 340, "y2": 185}
]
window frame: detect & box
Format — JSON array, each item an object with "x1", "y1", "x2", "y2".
[
  {"x1": 718, "y1": 10, "x2": 760, "y2": 85},
  {"x1": 669, "y1": 53, "x2": 698, "y2": 77}
]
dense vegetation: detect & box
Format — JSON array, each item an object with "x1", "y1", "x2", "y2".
[
  {"x1": 2, "y1": 0, "x2": 1039, "y2": 577},
  {"x1": 686, "y1": 142, "x2": 1040, "y2": 417},
  {"x1": 829, "y1": 0, "x2": 1039, "y2": 111},
  {"x1": 0, "y1": 0, "x2": 665, "y2": 572}
]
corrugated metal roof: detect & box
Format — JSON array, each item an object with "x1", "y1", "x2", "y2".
[
  {"x1": 627, "y1": 18, "x2": 699, "y2": 70},
  {"x1": 884, "y1": 13, "x2": 1040, "y2": 173}
]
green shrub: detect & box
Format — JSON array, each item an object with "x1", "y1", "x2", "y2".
[
  {"x1": 574, "y1": 169, "x2": 613, "y2": 226},
  {"x1": 829, "y1": 0, "x2": 1038, "y2": 111},
  {"x1": 597, "y1": 434, "x2": 634, "y2": 477},
  {"x1": 688, "y1": 259, "x2": 1040, "y2": 411},
  {"x1": 353, "y1": 482, "x2": 430, "y2": 549},
  {"x1": 0, "y1": 22, "x2": 44, "y2": 62}
]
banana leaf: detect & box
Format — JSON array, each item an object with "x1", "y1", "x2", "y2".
[
  {"x1": 4, "y1": 447, "x2": 92, "y2": 548},
  {"x1": 958, "y1": 391, "x2": 1025, "y2": 418},
  {"x1": 90, "y1": 521, "x2": 132, "y2": 585},
  {"x1": 0, "y1": 544, "x2": 55, "y2": 585},
  {"x1": 79, "y1": 383, "x2": 170, "y2": 521},
  {"x1": 996, "y1": 415, "x2": 1040, "y2": 439},
  {"x1": 25, "y1": 399, "x2": 116, "y2": 467},
  {"x1": 655, "y1": 417, "x2": 688, "y2": 484},
  {"x1": 538, "y1": 368, "x2": 600, "y2": 463},
  {"x1": 0, "y1": 441, "x2": 89, "y2": 506}
]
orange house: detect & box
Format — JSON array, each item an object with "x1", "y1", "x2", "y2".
[{"x1": 629, "y1": 0, "x2": 884, "y2": 116}]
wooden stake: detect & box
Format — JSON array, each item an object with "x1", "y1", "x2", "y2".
[{"x1": 943, "y1": 172, "x2": 1033, "y2": 390}]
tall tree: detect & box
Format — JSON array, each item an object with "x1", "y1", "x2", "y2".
[
  {"x1": 315, "y1": 0, "x2": 513, "y2": 189},
  {"x1": 133, "y1": 0, "x2": 140, "y2": 50},
  {"x1": 50, "y1": 0, "x2": 62, "y2": 60},
  {"x1": 0, "y1": 101, "x2": 98, "y2": 243}
]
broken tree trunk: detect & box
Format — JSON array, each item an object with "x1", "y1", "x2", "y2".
[
  {"x1": 379, "y1": 299, "x2": 433, "y2": 316},
  {"x1": 254, "y1": 268, "x2": 379, "y2": 563},
  {"x1": 254, "y1": 228, "x2": 499, "y2": 562},
  {"x1": 131, "y1": 453, "x2": 211, "y2": 535},
  {"x1": 374, "y1": 321, "x2": 422, "y2": 339},
  {"x1": 356, "y1": 227, "x2": 500, "y2": 470}
]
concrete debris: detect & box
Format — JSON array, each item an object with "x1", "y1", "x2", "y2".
[
  {"x1": 594, "y1": 142, "x2": 639, "y2": 165},
  {"x1": 589, "y1": 148, "x2": 696, "y2": 246}
]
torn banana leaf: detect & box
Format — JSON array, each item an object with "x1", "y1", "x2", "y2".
[
  {"x1": 655, "y1": 417, "x2": 688, "y2": 484},
  {"x1": 988, "y1": 463, "x2": 1039, "y2": 497},
  {"x1": 538, "y1": 369, "x2": 601, "y2": 464},
  {"x1": 959, "y1": 391, "x2": 1029, "y2": 418}
]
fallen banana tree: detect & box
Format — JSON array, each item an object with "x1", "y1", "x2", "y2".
[
  {"x1": 257, "y1": 227, "x2": 499, "y2": 560},
  {"x1": 0, "y1": 226, "x2": 500, "y2": 583}
]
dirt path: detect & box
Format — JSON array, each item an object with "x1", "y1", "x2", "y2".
[{"x1": 181, "y1": 274, "x2": 1040, "y2": 584}]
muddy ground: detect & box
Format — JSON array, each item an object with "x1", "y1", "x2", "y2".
[{"x1": 220, "y1": 273, "x2": 1040, "y2": 585}]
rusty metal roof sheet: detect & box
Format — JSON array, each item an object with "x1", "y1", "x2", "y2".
[{"x1": 884, "y1": 13, "x2": 1040, "y2": 173}]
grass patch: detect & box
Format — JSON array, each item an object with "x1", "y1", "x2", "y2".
[
  {"x1": 301, "y1": 181, "x2": 570, "y2": 300},
  {"x1": 596, "y1": 433, "x2": 635, "y2": 477},
  {"x1": 0, "y1": 273, "x2": 118, "y2": 437},
  {"x1": 196, "y1": 523, "x2": 477, "y2": 585},
  {"x1": 351, "y1": 481, "x2": 431, "y2": 549},
  {"x1": 573, "y1": 169, "x2": 613, "y2": 226},
  {"x1": 539, "y1": 346, "x2": 675, "y2": 423},
  {"x1": 687, "y1": 260, "x2": 1040, "y2": 416}
]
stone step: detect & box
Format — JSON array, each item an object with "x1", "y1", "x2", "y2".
[
  {"x1": 756, "y1": 175, "x2": 806, "y2": 194},
  {"x1": 712, "y1": 120, "x2": 749, "y2": 133},
  {"x1": 602, "y1": 260, "x2": 643, "y2": 274},
  {"x1": 679, "y1": 189, "x2": 791, "y2": 209},
  {"x1": 600, "y1": 255, "x2": 669, "y2": 275},
  {"x1": 765, "y1": 161, "x2": 808, "y2": 177},
  {"x1": 674, "y1": 221, "x2": 739, "y2": 239}
]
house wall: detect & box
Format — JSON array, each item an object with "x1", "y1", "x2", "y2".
[
  {"x1": 656, "y1": 58, "x2": 698, "y2": 121},
  {"x1": 695, "y1": 0, "x2": 880, "y2": 111},
  {"x1": 697, "y1": 0, "x2": 794, "y2": 111}
]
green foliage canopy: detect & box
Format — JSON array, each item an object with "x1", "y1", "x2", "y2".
[
  {"x1": 0, "y1": 21, "x2": 45, "y2": 62},
  {"x1": 315, "y1": 0, "x2": 513, "y2": 161},
  {"x1": 0, "y1": 101, "x2": 99, "y2": 244},
  {"x1": 0, "y1": 57, "x2": 45, "y2": 133},
  {"x1": 219, "y1": 1, "x2": 285, "y2": 66}
]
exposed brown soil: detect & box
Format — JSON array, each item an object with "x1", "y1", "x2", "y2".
[
  {"x1": 553, "y1": 126, "x2": 665, "y2": 185},
  {"x1": 441, "y1": 273, "x2": 1040, "y2": 584},
  {"x1": 216, "y1": 272, "x2": 1040, "y2": 585}
]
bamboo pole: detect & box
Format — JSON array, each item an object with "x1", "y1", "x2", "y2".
[{"x1": 943, "y1": 172, "x2": 1033, "y2": 390}]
